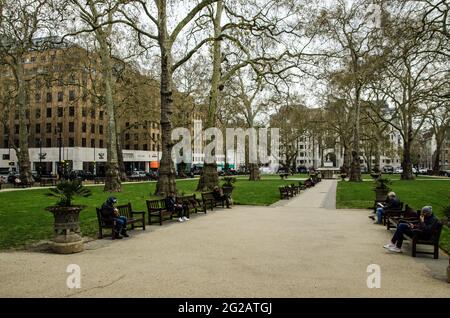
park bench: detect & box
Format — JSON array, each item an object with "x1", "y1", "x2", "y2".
[
  {"x1": 96, "y1": 207, "x2": 117, "y2": 239},
  {"x1": 406, "y1": 221, "x2": 443, "y2": 259},
  {"x1": 279, "y1": 173, "x2": 289, "y2": 180},
  {"x1": 146, "y1": 198, "x2": 174, "y2": 225},
  {"x1": 176, "y1": 194, "x2": 202, "y2": 216},
  {"x1": 386, "y1": 205, "x2": 418, "y2": 230},
  {"x1": 381, "y1": 202, "x2": 404, "y2": 225},
  {"x1": 290, "y1": 183, "x2": 300, "y2": 195},
  {"x1": 201, "y1": 191, "x2": 226, "y2": 212},
  {"x1": 96, "y1": 204, "x2": 146, "y2": 239},
  {"x1": 279, "y1": 186, "x2": 290, "y2": 199},
  {"x1": 116, "y1": 202, "x2": 146, "y2": 231}
]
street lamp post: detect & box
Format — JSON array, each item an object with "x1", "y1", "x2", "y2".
[
  {"x1": 55, "y1": 126, "x2": 62, "y2": 179},
  {"x1": 93, "y1": 141, "x2": 96, "y2": 177},
  {"x1": 38, "y1": 140, "x2": 42, "y2": 178}
]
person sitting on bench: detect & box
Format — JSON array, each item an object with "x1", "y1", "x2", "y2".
[
  {"x1": 101, "y1": 196, "x2": 129, "y2": 239},
  {"x1": 384, "y1": 206, "x2": 437, "y2": 253},
  {"x1": 374, "y1": 192, "x2": 401, "y2": 224},
  {"x1": 166, "y1": 191, "x2": 189, "y2": 222},
  {"x1": 213, "y1": 186, "x2": 231, "y2": 208}
]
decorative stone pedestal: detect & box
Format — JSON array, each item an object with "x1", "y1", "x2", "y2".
[{"x1": 46, "y1": 206, "x2": 84, "y2": 254}]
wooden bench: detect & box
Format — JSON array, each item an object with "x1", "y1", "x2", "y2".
[
  {"x1": 407, "y1": 222, "x2": 443, "y2": 259},
  {"x1": 116, "y1": 203, "x2": 146, "y2": 231},
  {"x1": 279, "y1": 173, "x2": 289, "y2": 179},
  {"x1": 176, "y1": 194, "x2": 202, "y2": 216},
  {"x1": 201, "y1": 191, "x2": 225, "y2": 212},
  {"x1": 146, "y1": 198, "x2": 175, "y2": 225},
  {"x1": 381, "y1": 202, "x2": 404, "y2": 225},
  {"x1": 386, "y1": 205, "x2": 418, "y2": 230},
  {"x1": 96, "y1": 207, "x2": 117, "y2": 239},
  {"x1": 279, "y1": 186, "x2": 290, "y2": 199},
  {"x1": 290, "y1": 183, "x2": 300, "y2": 195}
]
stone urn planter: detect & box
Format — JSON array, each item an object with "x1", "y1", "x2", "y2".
[
  {"x1": 373, "y1": 178, "x2": 392, "y2": 201},
  {"x1": 370, "y1": 173, "x2": 381, "y2": 180},
  {"x1": 45, "y1": 180, "x2": 92, "y2": 254},
  {"x1": 46, "y1": 206, "x2": 85, "y2": 254}
]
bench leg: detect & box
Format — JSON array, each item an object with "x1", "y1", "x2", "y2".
[
  {"x1": 412, "y1": 240, "x2": 416, "y2": 257},
  {"x1": 98, "y1": 228, "x2": 103, "y2": 239},
  {"x1": 148, "y1": 213, "x2": 152, "y2": 225},
  {"x1": 142, "y1": 219, "x2": 146, "y2": 231},
  {"x1": 434, "y1": 244, "x2": 439, "y2": 259},
  {"x1": 159, "y1": 212, "x2": 162, "y2": 226}
]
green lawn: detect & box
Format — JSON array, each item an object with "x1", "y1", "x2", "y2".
[
  {"x1": 336, "y1": 179, "x2": 450, "y2": 253},
  {"x1": 0, "y1": 177, "x2": 298, "y2": 250}
]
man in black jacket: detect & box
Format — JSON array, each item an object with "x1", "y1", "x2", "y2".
[
  {"x1": 165, "y1": 192, "x2": 189, "y2": 222},
  {"x1": 101, "y1": 196, "x2": 129, "y2": 239},
  {"x1": 384, "y1": 206, "x2": 437, "y2": 253}
]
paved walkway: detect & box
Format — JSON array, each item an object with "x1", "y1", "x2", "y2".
[{"x1": 0, "y1": 180, "x2": 448, "y2": 297}]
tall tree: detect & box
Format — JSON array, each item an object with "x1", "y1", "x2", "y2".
[
  {"x1": 119, "y1": 0, "x2": 220, "y2": 195},
  {"x1": 0, "y1": 0, "x2": 58, "y2": 183},
  {"x1": 68, "y1": 0, "x2": 123, "y2": 191}
]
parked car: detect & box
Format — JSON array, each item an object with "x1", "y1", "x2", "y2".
[
  {"x1": 297, "y1": 166, "x2": 308, "y2": 174},
  {"x1": 394, "y1": 167, "x2": 403, "y2": 174},
  {"x1": 69, "y1": 170, "x2": 94, "y2": 181},
  {"x1": 383, "y1": 166, "x2": 394, "y2": 174},
  {"x1": 146, "y1": 171, "x2": 158, "y2": 180}
]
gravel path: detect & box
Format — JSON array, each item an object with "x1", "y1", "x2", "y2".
[{"x1": 0, "y1": 180, "x2": 448, "y2": 297}]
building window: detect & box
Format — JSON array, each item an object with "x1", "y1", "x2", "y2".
[
  {"x1": 69, "y1": 74, "x2": 76, "y2": 84},
  {"x1": 3, "y1": 139, "x2": 9, "y2": 148},
  {"x1": 152, "y1": 144, "x2": 155, "y2": 151},
  {"x1": 134, "y1": 144, "x2": 139, "y2": 150},
  {"x1": 99, "y1": 140, "x2": 103, "y2": 148},
  {"x1": 69, "y1": 90, "x2": 75, "y2": 101},
  {"x1": 125, "y1": 133, "x2": 130, "y2": 140},
  {"x1": 125, "y1": 122, "x2": 129, "y2": 127},
  {"x1": 46, "y1": 123, "x2": 52, "y2": 133},
  {"x1": 91, "y1": 124, "x2": 95, "y2": 133},
  {"x1": 46, "y1": 108, "x2": 52, "y2": 118},
  {"x1": 46, "y1": 138, "x2": 51, "y2": 147},
  {"x1": 125, "y1": 145, "x2": 130, "y2": 150},
  {"x1": 99, "y1": 111, "x2": 104, "y2": 120},
  {"x1": 69, "y1": 106, "x2": 75, "y2": 117},
  {"x1": 35, "y1": 108, "x2": 41, "y2": 119},
  {"x1": 35, "y1": 93, "x2": 41, "y2": 102},
  {"x1": 152, "y1": 133, "x2": 155, "y2": 140},
  {"x1": 90, "y1": 109, "x2": 95, "y2": 119},
  {"x1": 157, "y1": 145, "x2": 160, "y2": 152},
  {"x1": 58, "y1": 107, "x2": 63, "y2": 117},
  {"x1": 69, "y1": 138, "x2": 74, "y2": 147},
  {"x1": 69, "y1": 122, "x2": 74, "y2": 133},
  {"x1": 82, "y1": 123, "x2": 86, "y2": 133},
  {"x1": 99, "y1": 125, "x2": 103, "y2": 134},
  {"x1": 82, "y1": 138, "x2": 86, "y2": 147},
  {"x1": 35, "y1": 124, "x2": 40, "y2": 134},
  {"x1": 82, "y1": 107, "x2": 87, "y2": 117},
  {"x1": 57, "y1": 123, "x2": 63, "y2": 133},
  {"x1": 134, "y1": 134, "x2": 138, "y2": 141},
  {"x1": 57, "y1": 91, "x2": 63, "y2": 102},
  {"x1": 143, "y1": 144, "x2": 148, "y2": 150},
  {"x1": 15, "y1": 125, "x2": 19, "y2": 134},
  {"x1": 91, "y1": 139, "x2": 95, "y2": 148},
  {"x1": 46, "y1": 92, "x2": 52, "y2": 103},
  {"x1": 57, "y1": 77, "x2": 64, "y2": 86}
]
